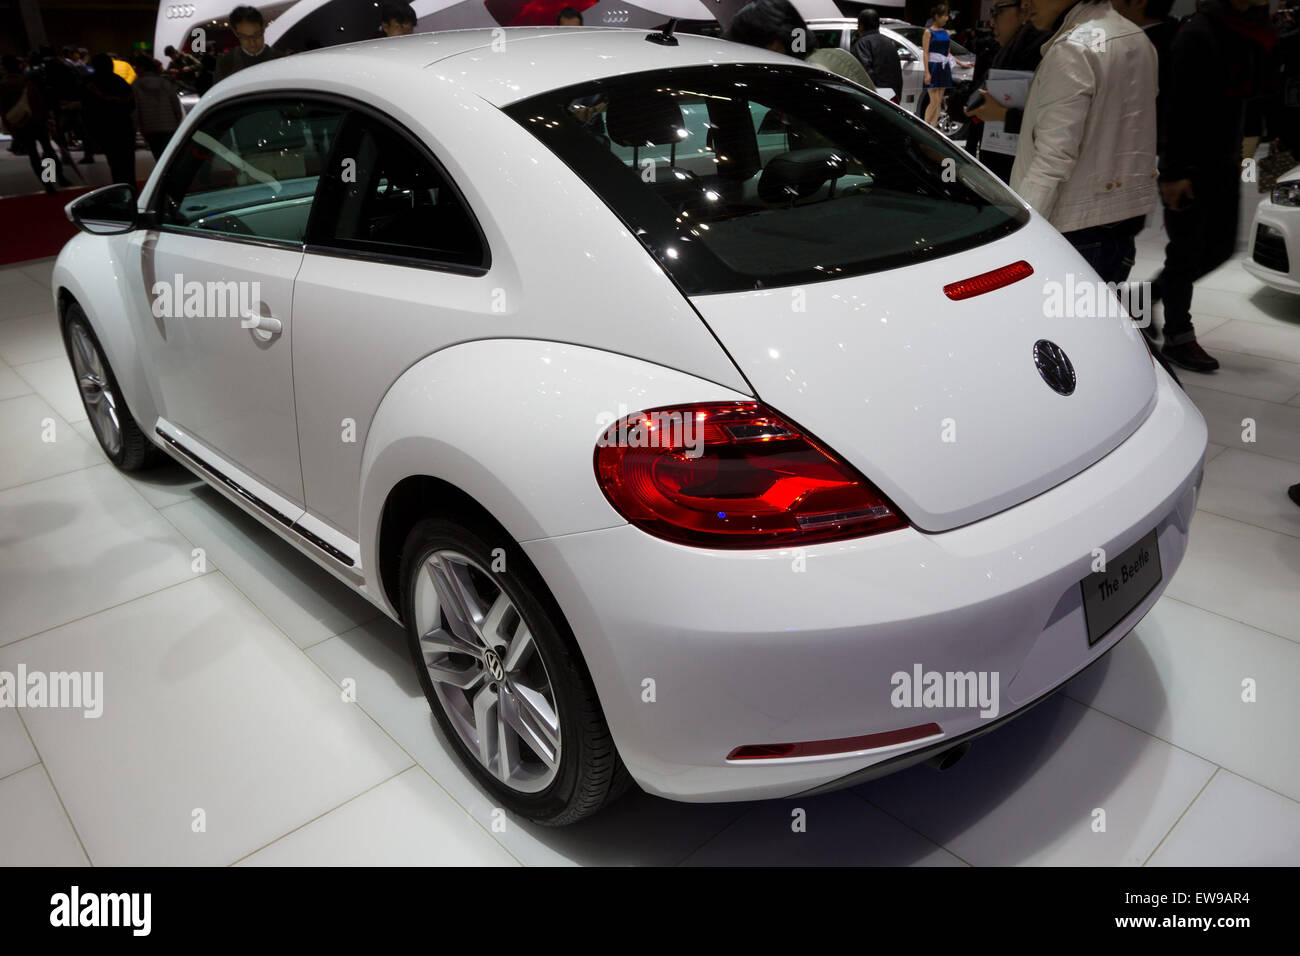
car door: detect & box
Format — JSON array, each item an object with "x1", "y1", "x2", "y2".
[
  {"x1": 290, "y1": 107, "x2": 491, "y2": 546},
  {"x1": 899, "y1": 43, "x2": 924, "y2": 111},
  {"x1": 883, "y1": 30, "x2": 923, "y2": 111},
  {"x1": 143, "y1": 96, "x2": 345, "y2": 505}
]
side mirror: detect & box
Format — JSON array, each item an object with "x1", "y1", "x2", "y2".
[
  {"x1": 66, "y1": 184, "x2": 139, "y2": 235},
  {"x1": 899, "y1": 49, "x2": 918, "y2": 63}
]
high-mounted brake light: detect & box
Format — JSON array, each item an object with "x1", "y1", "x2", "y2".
[
  {"x1": 593, "y1": 402, "x2": 906, "y2": 548},
  {"x1": 943, "y1": 260, "x2": 1033, "y2": 300}
]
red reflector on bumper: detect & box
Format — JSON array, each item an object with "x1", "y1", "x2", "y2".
[
  {"x1": 727, "y1": 722, "x2": 943, "y2": 760},
  {"x1": 943, "y1": 260, "x2": 1033, "y2": 300}
]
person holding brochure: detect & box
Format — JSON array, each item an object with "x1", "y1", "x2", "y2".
[{"x1": 965, "y1": 0, "x2": 1051, "y2": 182}]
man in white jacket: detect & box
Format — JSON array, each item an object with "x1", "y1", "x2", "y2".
[{"x1": 1010, "y1": 0, "x2": 1158, "y2": 288}]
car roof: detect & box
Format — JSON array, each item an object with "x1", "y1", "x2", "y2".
[{"x1": 210, "y1": 28, "x2": 811, "y2": 110}]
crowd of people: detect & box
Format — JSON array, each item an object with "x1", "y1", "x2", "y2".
[
  {"x1": 725, "y1": 0, "x2": 1293, "y2": 502},
  {"x1": 724, "y1": 0, "x2": 1280, "y2": 379},
  {"x1": 2, "y1": 1, "x2": 1297, "y2": 493},
  {"x1": 0, "y1": 2, "x2": 418, "y2": 195},
  {"x1": 1, "y1": 44, "x2": 200, "y2": 193},
  {"x1": 959, "y1": 0, "x2": 1277, "y2": 379}
]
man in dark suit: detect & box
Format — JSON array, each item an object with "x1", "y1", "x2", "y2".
[
  {"x1": 1114, "y1": 0, "x2": 1179, "y2": 164},
  {"x1": 1148, "y1": 0, "x2": 1273, "y2": 372},
  {"x1": 851, "y1": 9, "x2": 902, "y2": 98}
]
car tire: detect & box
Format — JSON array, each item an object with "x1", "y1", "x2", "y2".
[
  {"x1": 62, "y1": 303, "x2": 163, "y2": 471},
  {"x1": 399, "y1": 516, "x2": 631, "y2": 825}
]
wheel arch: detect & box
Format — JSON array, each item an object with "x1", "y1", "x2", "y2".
[
  {"x1": 375, "y1": 475, "x2": 514, "y2": 621},
  {"x1": 357, "y1": 338, "x2": 751, "y2": 620},
  {"x1": 52, "y1": 242, "x2": 164, "y2": 445}
]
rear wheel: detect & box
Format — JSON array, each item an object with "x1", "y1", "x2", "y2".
[
  {"x1": 399, "y1": 517, "x2": 630, "y2": 824},
  {"x1": 62, "y1": 303, "x2": 162, "y2": 471}
]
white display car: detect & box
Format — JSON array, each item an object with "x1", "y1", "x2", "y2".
[
  {"x1": 1244, "y1": 164, "x2": 1300, "y2": 294},
  {"x1": 55, "y1": 27, "x2": 1206, "y2": 824}
]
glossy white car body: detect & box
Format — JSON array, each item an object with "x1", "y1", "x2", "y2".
[
  {"x1": 1244, "y1": 164, "x2": 1300, "y2": 294},
  {"x1": 54, "y1": 29, "x2": 1206, "y2": 805}
]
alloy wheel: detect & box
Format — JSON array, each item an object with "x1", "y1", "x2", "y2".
[
  {"x1": 68, "y1": 322, "x2": 122, "y2": 457},
  {"x1": 412, "y1": 549, "x2": 562, "y2": 793}
]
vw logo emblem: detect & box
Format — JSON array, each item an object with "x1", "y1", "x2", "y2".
[
  {"x1": 1033, "y1": 339, "x2": 1076, "y2": 396},
  {"x1": 483, "y1": 648, "x2": 505, "y2": 683}
]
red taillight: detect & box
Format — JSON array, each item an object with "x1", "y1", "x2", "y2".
[
  {"x1": 943, "y1": 259, "x2": 1034, "y2": 300},
  {"x1": 593, "y1": 402, "x2": 906, "y2": 548},
  {"x1": 728, "y1": 722, "x2": 943, "y2": 760}
]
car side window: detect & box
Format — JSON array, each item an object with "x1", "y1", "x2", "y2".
[
  {"x1": 813, "y1": 29, "x2": 844, "y2": 50},
  {"x1": 158, "y1": 98, "x2": 344, "y2": 244},
  {"x1": 315, "y1": 114, "x2": 485, "y2": 269}
]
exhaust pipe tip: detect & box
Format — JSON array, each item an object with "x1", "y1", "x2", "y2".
[{"x1": 925, "y1": 741, "x2": 970, "y2": 772}]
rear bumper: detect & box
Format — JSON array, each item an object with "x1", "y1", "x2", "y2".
[
  {"x1": 790, "y1": 652, "x2": 1078, "y2": 798},
  {"x1": 523, "y1": 367, "x2": 1206, "y2": 802}
]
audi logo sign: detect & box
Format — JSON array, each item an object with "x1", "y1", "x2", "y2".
[{"x1": 166, "y1": 4, "x2": 197, "y2": 18}]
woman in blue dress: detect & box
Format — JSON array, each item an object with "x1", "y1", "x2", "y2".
[{"x1": 921, "y1": 3, "x2": 971, "y2": 128}]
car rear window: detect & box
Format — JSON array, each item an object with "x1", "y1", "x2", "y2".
[{"x1": 506, "y1": 64, "x2": 1026, "y2": 294}]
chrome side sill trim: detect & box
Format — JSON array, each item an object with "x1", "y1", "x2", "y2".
[{"x1": 154, "y1": 422, "x2": 357, "y2": 570}]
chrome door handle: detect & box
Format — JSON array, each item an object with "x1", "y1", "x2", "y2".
[{"x1": 241, "y1": 312, "x2": 282, "y2": 337}]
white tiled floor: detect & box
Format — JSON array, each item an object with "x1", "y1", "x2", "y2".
[
  {"x1": 1146, "y1": 770, "x2": 1300, "y2": 866},
  {"x1": 236, "y1": 769, "x2": 519, "y2": 867},
  {"x1": 1, "y1": 213, "x2": 1299, "y2": 866},
  {"x1": 857, "y1": 695, "x2": 1217, "y2": 867},
  {"x1": 0, "y1": 145, "x2": 159, "y2": 202}
]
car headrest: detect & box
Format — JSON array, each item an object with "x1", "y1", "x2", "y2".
[
  {"x1": 757, "y1": 148, "x2": 849, "y2": 204},
  {"x1": 706, "y1": 97, "x2": 761, "y2": 183},
  {"x1": 606, "y1": 91, "x2": 686, "y2": 148}
]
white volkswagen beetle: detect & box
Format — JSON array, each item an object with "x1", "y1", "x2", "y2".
[{"x1": 54, "y1": 27, "x2": 1206, "y2": 824}]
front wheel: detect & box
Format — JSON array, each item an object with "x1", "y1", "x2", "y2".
[
  {"x1": 62, "y1": 303, "x2": 162, "y2": 471},
  {"x1": 399, "y1": 517, "x2": 630, "y2": 825}
]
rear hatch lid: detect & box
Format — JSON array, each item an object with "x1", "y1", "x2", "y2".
[
  {"x1": 506, "y1": 62, "x2": 1156, "y2": 530},
  {"x1": 690, "y1": 218, "x2": 1156, "y2": 532}
]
